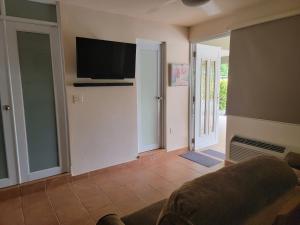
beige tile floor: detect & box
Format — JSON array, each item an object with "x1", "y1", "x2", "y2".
[{"x1": 0, "y1": 149, "x2": 225, "y2": 225}]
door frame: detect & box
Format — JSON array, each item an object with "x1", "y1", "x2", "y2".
[
  {"x1": 189, "y1": 32, "x2": 230, "y2": 151},
  {"x1": 0, "y1": 20, "x2": 19, "y2": 188},
  {"x1": 136, "y1": 39, "x2": 164, "y2": 153},
  {"x1": 5, "y1": 21, "x2": 69, "y2": 183}
]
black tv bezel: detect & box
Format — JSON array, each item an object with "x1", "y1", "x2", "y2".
[{"x1": 76, "y1": 37, "x2": 136, "y2": 79}]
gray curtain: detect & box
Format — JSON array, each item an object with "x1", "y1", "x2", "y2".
[{"x1": 227, "y1": 15, "x2": 300, "y2": 124}]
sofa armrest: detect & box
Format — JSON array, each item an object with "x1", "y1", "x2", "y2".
[
  {"x1": 285, "y1": 152, "x2": 300, "y2": 185},
  {"x1": 285, "y1": 152, "x2": 300, "y2": 170},
  {"x1": 272, "y1": 203, "x2": 300, "y2": 225},
  {"x1": 97, "y1": 214, "x2": 125, "y2": 225}
]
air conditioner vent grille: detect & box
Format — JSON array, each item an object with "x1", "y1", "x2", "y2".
[{"x1": 231, "y1": 136, "x2": 286, "y2": 153}]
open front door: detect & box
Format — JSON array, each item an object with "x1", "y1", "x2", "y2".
[{"x1": 194, "y1": 44, "x2": 221, "y2": 150}]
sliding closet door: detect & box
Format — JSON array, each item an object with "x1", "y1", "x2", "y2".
[
  {"x1": 0, "y1": 21, "x2": 18, "y2": 188},
  {"x1": 6, "y1": 22, "x2": 68, "y2": 182}
]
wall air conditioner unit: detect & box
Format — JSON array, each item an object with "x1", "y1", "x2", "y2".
[{"x1": 229, "y1": 136, "x2": 288, "y2": 162}]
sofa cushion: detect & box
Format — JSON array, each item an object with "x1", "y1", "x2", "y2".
[
  {"x1": 121, "y1": 199, "x2": 167, "y2": 225},
  {"x1": 157, "y1": 156, "x2": 298, "y2": 225}
]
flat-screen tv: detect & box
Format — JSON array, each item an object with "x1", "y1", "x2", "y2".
[{"x1": 76, "y1": 37, "x2": 136, "y2": 79}]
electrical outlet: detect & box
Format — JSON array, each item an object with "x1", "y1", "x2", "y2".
[{"x1": 72, "y1": 95, "x2": 83, "y2": 104}]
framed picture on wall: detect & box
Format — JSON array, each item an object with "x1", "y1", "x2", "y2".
[{"x1": 169, "y1": 63, "x2": 189, "y2": 86}]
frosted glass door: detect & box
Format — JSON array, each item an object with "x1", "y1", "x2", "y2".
[
  {"x1": 7, "y1": 22, "x2": 67, "y2": 182},
  {"x1": 137, "y1": 41, "x2": 161, "y2": 152},
  {"x1": 0, "y1": 21, "x2": 18, "y2": 188},
  {"x1": 17, "y1": 32, "x2": 59, "y2": 172}
]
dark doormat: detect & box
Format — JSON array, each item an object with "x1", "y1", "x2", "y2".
[
  {"x1": 180, "y1": 152, "x2": 221, "y2": 168},
  {"x1": 202, "y1": 149, "x2": 225, "y2": 160}
]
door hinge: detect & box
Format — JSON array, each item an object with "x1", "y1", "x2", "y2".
[
  {"x1": 192, "y1": 96, "x2": 195, "y2": 103},
  {"x1": 191, "y1": 138, "x2": 195, "y2": 144},
  {"x1": 193, "y1": 51, "x2": 196, "y2": 58}
]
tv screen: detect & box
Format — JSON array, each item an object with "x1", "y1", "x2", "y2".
[{"x1": 76, "y1": 37, "x2": 136, "y2": 79}]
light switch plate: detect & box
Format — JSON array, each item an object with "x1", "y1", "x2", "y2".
[{"x1": 72, "y1": 95, "x2": 83, "y2": 104}]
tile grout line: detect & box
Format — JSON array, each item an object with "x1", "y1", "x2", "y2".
[
  {"x1": 45, "y1": 186, "x2": 63, "y2": 225},
  {"x1": 108, "y1": 171, "x2": 151, "y2": 205},
  {"x1": 19, "y1": 189, "x2": 26, "y2": 225},
  {"x1": 148, "y1": 166, "x2": 185, "y2": 187},
  {"x1": 90, "y1": 172, "x2": 148, "y2": 216},
  {"x1": 121, "y1": 172, "x2": 164, "y2": 204},
  {"x1": 147, "y1": 180, "x2": 173, "y2": 196},
  {"x1": 89, "y1": 173, "x2": 126, "y2": 216},
  {"x1": 89, "y1": 175, "x2": 118, "y2": 207},
  {"x1": 67, "y1": 180, "x2": 96, "y2": 223},
  {"x1": 148, "y1": 161, "x2": 208, "y2": 188},
  {"x1": 134, "y1": 169, "x2": 174, "y2": 198}
]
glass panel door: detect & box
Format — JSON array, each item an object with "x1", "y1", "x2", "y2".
[
  {"x1": 6, "y1": 21, "x2": 68, "y2": 183},
  {"x1": 16, "y1": 31, "x2": 59, "y2": 172},
  {"x1": 209, "y1": 61, "x2": 216, "y2": 133},
  {"x1": 200, "y1": 60, "x2": 208, "y2": 136},
  {"x1": 0, "y1": 21, "x2": 18, "y2": 188},
  {"x1": 194, "y1": 44, "x2": 221, "y2": 150},
  {"x1": 140, "y1": 50, "x2": 159, "y2": 149},
  {"x1": 137, "y1": 41, "x2": 161, "y2": 152}
]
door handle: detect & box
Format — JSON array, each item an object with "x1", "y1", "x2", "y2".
[
  {"x1": 3, "y1": 105, "x2": 11, "y2": 111},
  {"x1": 156, "y1": 96, "x2": 163, "y2": 100}
]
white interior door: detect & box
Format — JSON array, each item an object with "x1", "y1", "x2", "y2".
[
  {"x1": 194, "y1": 44, "x2": 221, "y2": 150},
  {"x1": 0, "y1": 21, "x2": 18, "y2": 188},
  {"x1": 6, "y1": 21, "x2": 68, "y2": 183},
  {"x1": 137, "y1": 40, "x2": 162, "y2": 153}
]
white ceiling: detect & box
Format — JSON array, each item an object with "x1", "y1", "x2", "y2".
[
  {"x1": 61, "y1": 0, "x2": 270, "y2": 26},
  {"x1": 201, "y1": 35, "x2": 230, "y2": 50}
]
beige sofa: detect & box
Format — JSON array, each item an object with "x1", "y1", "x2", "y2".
[{"x1": 97, "y1": 155, "x2": 300, "y2": 225}]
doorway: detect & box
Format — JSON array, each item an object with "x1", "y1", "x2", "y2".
[
  {"x1": 136, "y1": 40, "x2": 163, "y2": 153},
  {"x1": 0, "y1": 21, "x2": 68, "y2": 188},
  {"x1": 191, "y1": 35, "x2": 230, "y2": 155}
]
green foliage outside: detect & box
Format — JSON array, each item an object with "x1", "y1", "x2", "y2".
[
  {"x1": 221, "y1": 64, "x2": 229, "y2": 79},
  {"x1": 219, "y1": 63, "x2": 229, "y2": 112},
  {"x1": 219, "y1": 79, "x2": 228, "y2": 111}
]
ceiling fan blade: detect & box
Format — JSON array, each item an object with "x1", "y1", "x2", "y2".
[
  {"x1": 200, "y1": 1, "x2": 221, "y2": 16},
  {"x1": 181, "y1": 0, "x2": 210, "y2": 7},
  {"x1": 147, "y1": 0, "x2": 178, "y2": 14}
]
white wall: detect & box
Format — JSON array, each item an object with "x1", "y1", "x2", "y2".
[
  {"x1": 226, "y1": 116, "x2": 300, "y2": 159},
  {"x1": 60, "y1": 3, "x2": 189, "y2": 175}
]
